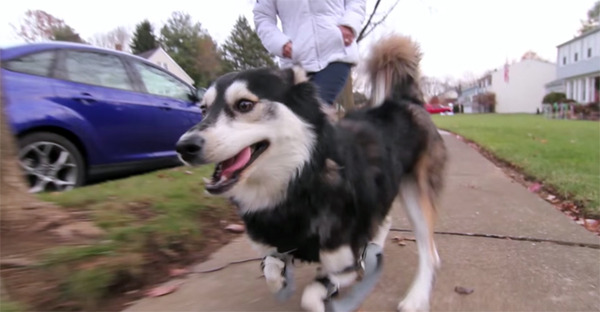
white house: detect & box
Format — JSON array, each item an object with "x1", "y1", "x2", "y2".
[
  {"x1": 490, "y1": 58, "x2": 556, "y2": 113},
  {"x1": 458, "y1": 57, "x2": 555, "y2": 113},
  {"x1": 549, "y1": 27, "x2": 600, "y2": 103},
  {"x1": 136, "y1": 47, "x2": 195, "y2": 86}
]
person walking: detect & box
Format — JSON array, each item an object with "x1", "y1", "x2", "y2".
[{"x1": 253, "y1": 0, "x2": 366, "y2": 106}]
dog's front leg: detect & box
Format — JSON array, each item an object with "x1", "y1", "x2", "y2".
[
  {"x1": 301, "y1": 245, "x2": 358, "y2": 312},
  {"x1": 251, "y1": 242, "x2": 295, "y2": 301}
]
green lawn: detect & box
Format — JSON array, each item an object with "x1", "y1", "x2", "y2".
[
  {"x1": 432, "y1": 114, "x2": 600, "y2": 217},
  {"x1": 32, "y1": 165, "x2": 231, "y2": 310}
]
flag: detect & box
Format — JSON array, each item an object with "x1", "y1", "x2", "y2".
[{"x1": 504, "y1": 62, "x2": 510, "y2": 83}]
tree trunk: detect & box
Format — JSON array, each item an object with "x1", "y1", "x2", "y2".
[
  {"x1": 337, "y1": 75, "x2": 355, "y2": 114},
  {"x1": 0, "y1": 74, "x2": 66, "y2": 229}
]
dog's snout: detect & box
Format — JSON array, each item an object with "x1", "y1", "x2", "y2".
[{"x1": 176, "y1": 135, "x2": 205, "y2": 161}]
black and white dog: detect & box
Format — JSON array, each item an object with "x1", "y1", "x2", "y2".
[{"x1": 176, "y1": 34, "x2": 447, "y2": 312}]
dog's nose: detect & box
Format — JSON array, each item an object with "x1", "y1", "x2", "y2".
[{"x1": 176, "y1": 135, "x2": 205, "y2": 160}]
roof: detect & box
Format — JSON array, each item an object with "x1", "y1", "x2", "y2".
[
  {"x1": 136, "y1": 47, "x2": 160, "y2": 59},
  {"x1": 135, "y1": 47, "x2": 194, "y2": 86},
  {"x1": 557, "y1": 26, "x2": 600, "y2": 48},
  {"x1": 545, "y1": 78, "x2": 564, "y2": 88}
]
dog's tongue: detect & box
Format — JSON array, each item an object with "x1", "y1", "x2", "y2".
[{"x1": 221, "y1": 147, "x2": 251, "y2": 178}]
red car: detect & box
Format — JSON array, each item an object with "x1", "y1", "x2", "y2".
[{"x1": 425, "y1": 103, "x2": 452, "y2": 114}]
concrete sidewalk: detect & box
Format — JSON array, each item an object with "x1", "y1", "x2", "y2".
[{"x1": 125, "y1": 133, "x2": 600, "y2": 312}]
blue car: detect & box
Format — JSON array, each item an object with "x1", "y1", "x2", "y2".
[{"x1": 1, "y1": 42, "x2": 204, "y2": 192}]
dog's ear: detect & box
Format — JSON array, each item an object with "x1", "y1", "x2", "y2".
[{"x1": 277, "y1": 66, "x2": 309, "y2": 86}]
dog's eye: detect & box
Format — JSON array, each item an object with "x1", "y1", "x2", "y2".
[{"x1": 235, "y1": 99, "x2": 255, "y2": 113}]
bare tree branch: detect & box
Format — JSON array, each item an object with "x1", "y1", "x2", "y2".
[
  {"x1": 357, "y1": 0, "x2": 381, "y2": 43},
  {"x1": 88, "y1": 26, "x2": 131, "y2": 51},
  {"x1": 358, "y1": 0, "x2": 401, "y2": 42}
]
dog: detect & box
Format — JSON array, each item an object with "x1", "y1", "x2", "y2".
[{"x1": 176, "y1": 34, "x2": 447, "y2": 312}]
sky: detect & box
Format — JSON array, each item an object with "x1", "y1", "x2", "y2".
[{"x1": 0, "y1": 0, "x2": 595, "y2": 80}]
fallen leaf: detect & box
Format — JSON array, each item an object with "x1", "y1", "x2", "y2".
[
  {"x1": 157, "y1": 174, "x2": 166, "y2": 178},
  {"x1": 560, "y1": 202, "x2": 578, "y2": 214},
  {"x1": 583, "y1": 219, "x2": 600, "y2": 232},
  {"x1": 169, "y1": 268, "x2": 190, "y2": 277},
  {"x1": 145, "y1": 282, "x2": 182, "y2": 297},
  {"x1": 539, "y1": 139, "x2": 547, "y2": 144},
  {"x1": 391, "y1": 235, "x2": 415, "y2": 246},
  {"x1": 454, "y1": 286, "x2": 474, "y2": 295},
  {"x1": 185, "y1": 170, "x2": 193, "y2": 175},
  {"x1": 528, "y1": 183, "x2": 542, "y2": 193},
  {"x1": 224, "y1": 223, "x2": 245, "y2": 233},
  {"x1": 546, "y1": 195, "x2": 556, "y2": 201}
]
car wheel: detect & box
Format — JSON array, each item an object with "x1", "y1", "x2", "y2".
[{"x1": 18, "y1": 132, "x2": 85, "y2": 193}]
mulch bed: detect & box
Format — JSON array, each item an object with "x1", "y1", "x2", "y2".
[{"x1": 1, "y1": 206, "x2": 243, "y2": 311}]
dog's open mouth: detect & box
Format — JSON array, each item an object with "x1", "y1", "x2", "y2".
[{"x1": 205, "y1": 141, "x2": 269, "y2": 194}]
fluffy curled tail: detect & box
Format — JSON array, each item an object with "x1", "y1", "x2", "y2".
[{"x1": 365, "y1": 34, "x2": 423, "y2": 107}]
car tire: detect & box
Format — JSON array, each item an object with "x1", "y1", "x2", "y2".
[{"x1": 18, "y1": 132, "x2": 86, "y2": 193}]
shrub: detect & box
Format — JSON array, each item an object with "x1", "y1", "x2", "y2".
[
  {"x1": 573, "y1": 102, "x2": 600, "y2": 120},
  {"x1": 542, "y1": 92, "x2": 566, "y2": 104}
]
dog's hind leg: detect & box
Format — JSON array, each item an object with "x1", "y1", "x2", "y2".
[{"x1": 397, "y1": 176, "x2": 440, "y2": 312}]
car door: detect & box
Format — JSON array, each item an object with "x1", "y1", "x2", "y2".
[
  {"x1": 131, "y1": 61, "x2": 203, "y2": 156},
  {"x1": 52, "y1": 49, "x2": 161, "y2": 164}
]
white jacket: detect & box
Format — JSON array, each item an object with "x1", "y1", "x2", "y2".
[{"x1": 253, "y1": 0, "x2": 366, "y2": 72}]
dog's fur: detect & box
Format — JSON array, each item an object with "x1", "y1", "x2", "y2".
[{"x1": 177, "y1": 34, "x2": 447, "y2": 312}]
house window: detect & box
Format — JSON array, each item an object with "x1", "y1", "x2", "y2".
[
  {"x1": 588, "y1": 48, "x2": 592, "y2": 58},
  {"x1": 574, "y1": 53, "x2": 578, "y2": 62},
  {"x1": 562, "y1": 56, "x2": 566, "y2": 65}
]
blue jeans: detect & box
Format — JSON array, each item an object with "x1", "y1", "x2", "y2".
[{"x1": 308, "y1": 62, "x2": 352, "y2": 106}]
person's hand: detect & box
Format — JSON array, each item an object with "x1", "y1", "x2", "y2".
[
  {"x1": 338, "y1": 25, "x2": 355, "y2": 46},
  {"x1": 282, "y1": 42, "x2": 293, "y2": 58}
]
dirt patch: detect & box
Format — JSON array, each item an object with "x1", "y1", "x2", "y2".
[
  {"x1": 103, "y1": 206, "x2": 243, "y2": 311},
  {"x1": 0, "y1": 218, "x2": 78, "y2": 310},
  {"x1": 448, "y1": 131, "x2": 600, "y2": 235},
  {"x1": 125, "y1": 201, "x2": 156, "y2": 221},
  {"x1": 1, "y1": 205, "x2": 243, "y2": 311}
]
